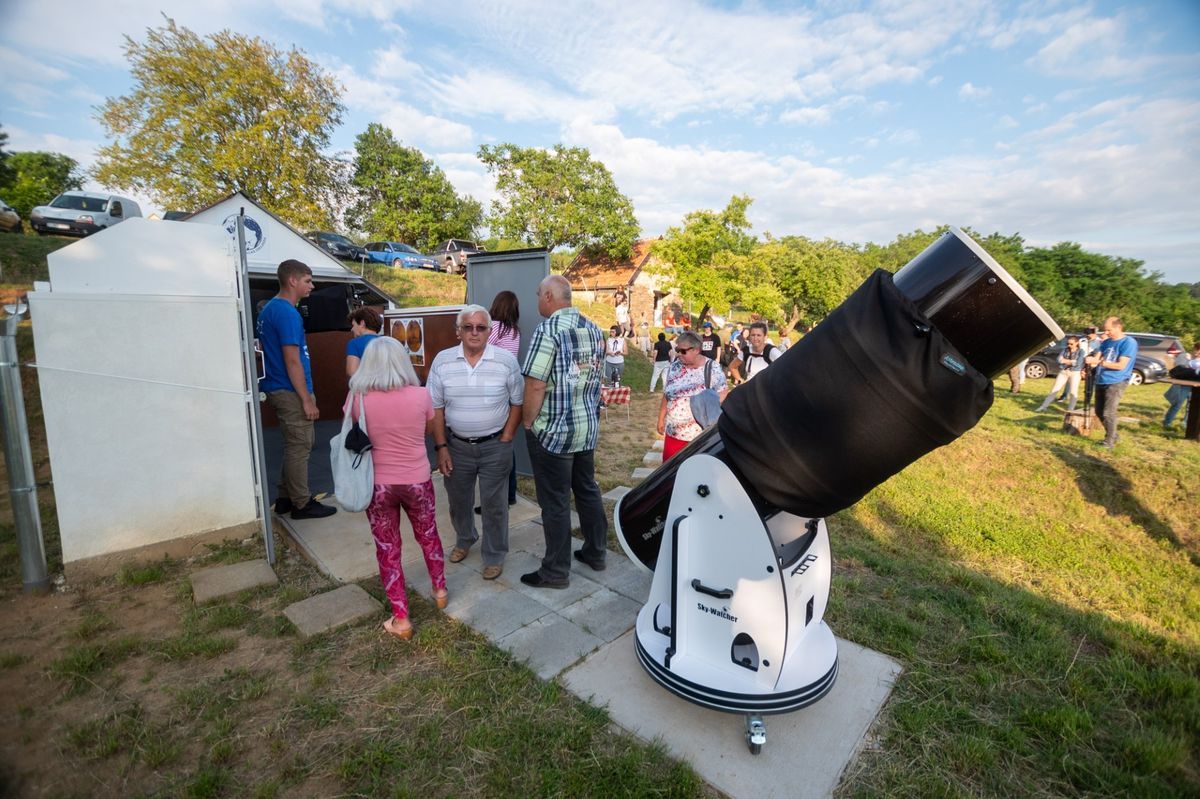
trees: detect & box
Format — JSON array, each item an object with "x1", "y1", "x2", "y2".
[
  {"x1": 93, "y1": 18, "x2": 344, "y2": 230},
  {"x1": 651, "y1": 196, "x2": 757, "y2": 321},
  {"x1": 346, "y1": 124, "x2": 481, "y2": 251},
  {"x1": 1, "y1": 152, "x2": 84, "y2": 218},
  {"x1": 477, "y1": 143, "x2": 639, "y2": 258},
  {"x1": 771, "y1": 236, "x2": 865, "y2": 332}
]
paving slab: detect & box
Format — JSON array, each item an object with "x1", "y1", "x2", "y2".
[
  {"x1": 601, "y1": 486, "x2": 632, "y2": 503},
  {"x1": 190, "y1": 559, "x2": 278, "y2": 604},
  {"x1": 557, "y1": 587, "x2": 643, "y2": 643},
  {"x1": 446, "y1": 585, "x2": 551, "y2": 639},
  {"x1": 283, "y1": 584, "x2": 381, "y2": 637},
  {"x1": 498, "y1": 613, "x2": 605, "y2": 680},
  {"x1": 642, "y1": 451, "x2": 663, "y2": 466},
  {"x1": 586, "y1": 555, "x2": 653, "y2": 603},
  {"x1": 631, "y1": 467, "x2": 656, "y2": 480},
  {"x1": 650, "y1": 439, "x2": 664, "y2": 452},
  {"x1": 502, "y1": 550, "x2": 605, "y2": 611},
  {"x1": 562, "y1": 632, "x2": 902, "y2": 799},
  {"x1": 279, "y1": 473, "x2": 540, "y2": 584}
]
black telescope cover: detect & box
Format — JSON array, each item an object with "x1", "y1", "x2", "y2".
[{"x1": 718, "y1": 269, "x2": 993, "y2": 519}]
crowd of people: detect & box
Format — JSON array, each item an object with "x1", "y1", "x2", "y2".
[
  {"x1": 258, "y1": 263, "x2": 1194, "y2": 638},
  {"x1": 1027, "y1": 317, "x2": 1200, "y2": 446}
]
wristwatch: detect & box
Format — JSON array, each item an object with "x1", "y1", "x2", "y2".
[{"x1": 434, "y1": 443, "x2": 448, "y2": 451}]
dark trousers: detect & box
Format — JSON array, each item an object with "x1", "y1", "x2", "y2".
[
  {"x1": 1094, "y1": 380, "x2": 1129, "y2": 445},
  {"x1": 525, "y1": 435, "x2": 608, "y2": 581}
]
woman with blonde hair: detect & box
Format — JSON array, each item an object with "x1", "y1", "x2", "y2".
[{"x1": 349, "y1": 336, "x2": 447, "y2": 640}]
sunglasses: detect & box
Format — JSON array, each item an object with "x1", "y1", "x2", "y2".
[
  {"x1": 675, "y1": 347, "x2": 694, "y2": 355},
  {"x1": 459, "y1": 324, "x2": 488, "y2": 333}
]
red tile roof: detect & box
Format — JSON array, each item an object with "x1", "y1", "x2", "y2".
[{"x1": 562, "y1": 239, "x2": 657, "y2": 290}]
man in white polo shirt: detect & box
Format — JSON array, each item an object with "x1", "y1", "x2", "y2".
[{"x1": 429, "y1": 305, "x2": 524, "y2": 580}]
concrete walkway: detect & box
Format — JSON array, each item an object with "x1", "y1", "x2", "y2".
[{"x1": 275, "y1": 473, "x2": 901, "y2": 798}]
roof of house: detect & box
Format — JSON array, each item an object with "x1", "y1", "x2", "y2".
[{"x1": 562, "y1": 239, "x2": 657, "y2": 290}]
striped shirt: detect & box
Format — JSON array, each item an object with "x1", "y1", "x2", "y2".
[
  {"x1": 427, "y1": 344, "x2": 524, "y2": 438},
  {"x1": 522, "y1": 307, "x2": 604, "y2": 454},
  {"x1": 488, "y1": 321, "x2": 520, "y2": 358}
]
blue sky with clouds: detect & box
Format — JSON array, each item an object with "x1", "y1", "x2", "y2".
[{"x1": 2, "y1": 0, "x2": 1198, "y2": 282}]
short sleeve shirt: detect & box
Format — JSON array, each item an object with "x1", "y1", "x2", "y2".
[
  {"x1": 257, "y1": 297, "x2": 312, "y2": 393},
  {"x1": 1096, "y1": 336, "x2": 1138, "y2": 385},
  {"x1": 427, "y1": 344, "x2": 524, "y2": 438},
  {"x1": 522, "y1": 307, "x2": 605, "y2": 454},
  {"x1": 346, "y1": 333, "x2": 378, "y2": 360},
  {"x1": 663, "y1": 360, "x2": 727, "y2": 441}
]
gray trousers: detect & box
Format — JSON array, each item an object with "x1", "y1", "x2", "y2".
[
  {"x1": 444, "y1": 436, "x2": 512, "y2": 566},
  {"x1": 526, "y1": 435, "x2": 608, "y2": 582},
  {"x1": 1095, "y1": 380, "x2": 1129, "y2": 445}
]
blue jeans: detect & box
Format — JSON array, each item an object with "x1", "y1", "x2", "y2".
[
  {"x1": 1164, "y1": 383, "x2": 1190, "y2": 427},
  {"x1": 525, "y1": 435, "x2": 608, "y2": 581}
]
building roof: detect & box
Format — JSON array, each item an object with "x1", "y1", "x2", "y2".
[{"x1": 562, "y1": 239, "x2": 657, "y2": 290}]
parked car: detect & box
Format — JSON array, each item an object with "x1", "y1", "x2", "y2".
[
  {"x1": 364, "y1": 241, "x2": 438, "y2": 270},
  {"x1": 0, "y1": 199, "x2": 20, "y2": 233},
  {"x1": 429, "y1": 239, "x2": 485, "y2": 274},
  {"x1": 1025, "y1": 335, "x2": 1167, "y2": 385},
  {"x1": 305, "y1": 231, "x2": 369, "y2": 263},
  {"x1": 30, "y1": 191, "x2": 142, "y2": 236},
  {"x1": 1124, "y1": 333, "x2": 1185, "y2": 368}
]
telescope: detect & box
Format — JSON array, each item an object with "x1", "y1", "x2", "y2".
[{"x1": 614, "y1": 227, "x2": 1062, "y2": 754}]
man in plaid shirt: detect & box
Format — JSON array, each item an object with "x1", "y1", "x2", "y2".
[{"x1": 520, "y1": 275, "x2": 609, "y2": 588}]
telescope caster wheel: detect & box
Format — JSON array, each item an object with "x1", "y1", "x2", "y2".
[{"x1": 745, "y1": 714, "x2": 766, "y2": 755}]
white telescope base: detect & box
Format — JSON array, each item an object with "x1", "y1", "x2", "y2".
[{"x1": 622, "y1": 454, "x2": 839, "y2": 754}]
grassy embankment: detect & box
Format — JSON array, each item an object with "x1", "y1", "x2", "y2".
[{"x1": 0, "y1": 231, "x2": 1196, "y2": 796}]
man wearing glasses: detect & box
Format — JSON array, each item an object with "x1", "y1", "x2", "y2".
[
  {"x1": 429, "y1": 305, "x2": 524, "y2": 580},
  {"x1": 520, "y1": 275, "x2": 608, "y2": 588}
]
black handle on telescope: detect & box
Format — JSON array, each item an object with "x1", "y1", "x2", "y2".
[{"x1": 691, "y1": 579, "x2": 734, "y2": 599}]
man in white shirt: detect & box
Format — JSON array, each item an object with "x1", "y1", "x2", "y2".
[
  {"x1": 738, "y1": 321, "x2": 778, "y2": 381},
  {"x1": 429, "y1": 305, "x2": 524, "y2": 580}
]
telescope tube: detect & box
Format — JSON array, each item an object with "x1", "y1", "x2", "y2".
[{"x1": 615, "y1": 227, "x2": 1063, "y2": 571}]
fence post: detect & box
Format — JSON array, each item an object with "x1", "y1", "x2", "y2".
[{"x1": 0, "y1": 304, "x2": 50, "y2": 594}]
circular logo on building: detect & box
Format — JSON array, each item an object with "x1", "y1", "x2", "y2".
[{"x1": 222, "y1": 213, "x2": 266, "y2": 254}]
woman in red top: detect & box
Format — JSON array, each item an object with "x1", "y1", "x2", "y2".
[{"x1": 349, "y1": 336, "x2": 448, "y2": 640}]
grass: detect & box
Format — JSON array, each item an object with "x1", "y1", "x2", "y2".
[{"x1": 0, "y1": 282, "x2": 1197, "y2": 795}]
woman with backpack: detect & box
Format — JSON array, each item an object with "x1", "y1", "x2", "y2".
[{"x1": 657, "y1": 331, "x2": 729, "y2": 460}]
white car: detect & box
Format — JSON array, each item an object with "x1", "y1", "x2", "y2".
[{"x1": 30, "y1": 191, "x2": 142, "y2": 236}]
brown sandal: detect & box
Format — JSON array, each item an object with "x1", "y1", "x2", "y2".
[
  {"x1": 433, "y1": 590, "x2": 449, "y2": 610},
  {"x1": 383, "y1": 617, "x2": 413, "y2": 640}
]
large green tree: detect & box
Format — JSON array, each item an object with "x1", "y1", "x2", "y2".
[
  {"x1": 650, "y1": 195, "x2": 757, "y2": 320},
  {"x1": 770, "y1": 236, "x2": 866, "y2": 332},
  {"x1": 1, "y1": 151, "x2": 84, "y2": 218},
  {"x1": 347, "y1": 124, "x2": 481, "y2": 251},
  {"x1": 93, "y1": 18, "x2": 344, "y2": 230},
  {"x1": 477, "y1": 143, "x2": 639, "y2": 257}
]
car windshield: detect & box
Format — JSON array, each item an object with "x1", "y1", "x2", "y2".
[
  {"x1": 50, "y1": 194, "x2": 106, "y2": 212},
  {"x1": 322, "y1": 233, "x2": 354, "y2": 246},
  {"x1": 392, "y1": 243, "x2": 421, "y2": 254}
]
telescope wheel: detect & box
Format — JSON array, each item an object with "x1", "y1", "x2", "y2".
[{"x1": 745, "y1": 714, "x2": 766, "y2": 755}]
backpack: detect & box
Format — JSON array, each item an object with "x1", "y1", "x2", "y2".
[{"x1": 738, "y1": 343, "x2": 776, "y2": 379}]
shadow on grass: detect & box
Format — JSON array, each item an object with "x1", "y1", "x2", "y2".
[
  {"x1": 1045, "y1": 443, "x2": 1197, "y2": 566},
  {"x1": 828, "y1": 502, "x2": 1199, "y2": 798}
]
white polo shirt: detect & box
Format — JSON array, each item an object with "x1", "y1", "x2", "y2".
[{"x1": 427, "y1": 343, "x2": 524, "y2": 438}]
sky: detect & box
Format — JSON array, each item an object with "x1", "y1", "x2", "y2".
[{"x1": 2, "y1": 0, "x2": 1199, "y2": 283}]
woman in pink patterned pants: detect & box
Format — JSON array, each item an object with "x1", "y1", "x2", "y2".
[{"x1": 349, "y1": 337, "x2": 448, "y2": 640}]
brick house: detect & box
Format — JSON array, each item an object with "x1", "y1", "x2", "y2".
[{"x1": 562, "y1": 239, "x2": 676, "y2": 329}]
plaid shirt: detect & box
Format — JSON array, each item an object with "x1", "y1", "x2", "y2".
[{"x1": 522, "y1": 307, "x2": 605, "y2": 454}]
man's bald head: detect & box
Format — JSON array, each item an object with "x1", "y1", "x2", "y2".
[{"x1": 538, "y1": 274, "x2": 572, "y2": 316}]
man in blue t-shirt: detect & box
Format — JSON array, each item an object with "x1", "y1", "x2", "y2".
[
  {"x1": 1086, "y1": 316, "x2": 1138, "y2": 449},
  {"x1": 257, "y1": 259, "x2": 336, "y2": 519}
]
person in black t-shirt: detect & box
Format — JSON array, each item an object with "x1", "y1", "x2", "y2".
[
  {"x1": 650, "y1": 332, "x2": 673, "y2": 392},
  {"x1": 699, "y1": 321, "x2": 721, "y2": 360}
]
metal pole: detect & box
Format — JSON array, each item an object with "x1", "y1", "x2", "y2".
[{"x1": 0, "y1": 306, "x2": 50, "y2": 594}]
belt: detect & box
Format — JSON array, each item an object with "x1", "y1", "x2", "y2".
[{"x1": 448, "y1": 429, "x2": 503, "y2": 444}]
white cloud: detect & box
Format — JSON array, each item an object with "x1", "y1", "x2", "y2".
[
  {"x1": 4, "y1": 126, "x2": 100, "y2": 167},
  {"x1": 780, "y1": 106, "x2": 833, "y2": 126},
  {"x1": 999, "y1": 115, "x2": 1019, "y2": 129},
  {"x1": 958, "y1": 82, "x2": 992, "y2": 100}
]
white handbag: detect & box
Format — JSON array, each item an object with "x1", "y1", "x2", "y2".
[{"x1": 330, "y1": 394, "x2": 375, "y2": 512}]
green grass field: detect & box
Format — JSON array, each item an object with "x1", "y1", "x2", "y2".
[{"x1": 0, "y1": 231, "x2": 1196, "y2": 795}]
